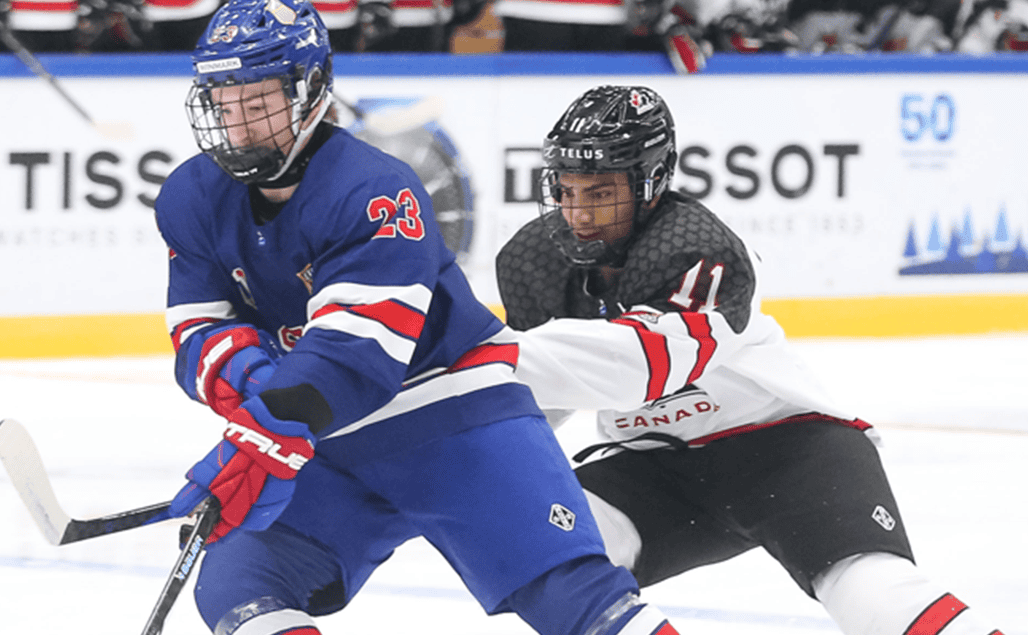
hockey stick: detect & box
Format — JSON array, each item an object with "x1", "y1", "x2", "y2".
[
  {"x1": 334, "y1": 92, "x2": 445, "y2": 136},
  {"x1": 866, "y1": 1, "x2": 912, "y2": 50},
  {"x1": 0, "y1": 22, "x2": 134, "y2": 140},
  {"x1": 0, "y1": 418, "x2": 173, "y2": 545},
  {"x1": 141, "y1": 496, "x2": 220, "y2": 635}
]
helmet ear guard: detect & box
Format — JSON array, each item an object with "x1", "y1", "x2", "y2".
[{"x1": 639, "y1": 152, "x2": 674, "y2": 205}]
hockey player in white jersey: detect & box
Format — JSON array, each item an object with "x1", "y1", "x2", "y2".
[
  {"x1": 154, "y1": 5, "x2": 686, "y2": 635},
  {"x1": 496, "y1": 85, "x2": 1007, "y2": 635}
]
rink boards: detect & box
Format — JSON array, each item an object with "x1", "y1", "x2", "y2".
[{"x1": 0, "y1": 53, "x2": 1026, "y2": 356}]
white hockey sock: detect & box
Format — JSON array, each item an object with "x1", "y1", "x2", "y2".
[
  {"x1": 231, "y1": 610, "x2": 319, "y2": 635},
  {"x1": 214, "y1": 598, "x2": 320, "y2": 635},
  {"x1": 583, "y1": 593, "x2": 679, "y2": 635},
  {"x1": 584, "y1": 490, "x2": 643, "y2": 571},
  {"x1": 813, "y1": 552, "x2": 1005, "y2": 635}
]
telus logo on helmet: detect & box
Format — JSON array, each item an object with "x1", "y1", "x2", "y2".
[{"x1": 554, "y1": 147, "x2": 605, "y2": 160}]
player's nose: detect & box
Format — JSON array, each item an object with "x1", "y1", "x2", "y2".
[
  {"x1": 225, "y1": 120, "x2": 251, "y2": 147},
  {"x1": 568, "y1": 203, "x2": 594, "y2": 227}
]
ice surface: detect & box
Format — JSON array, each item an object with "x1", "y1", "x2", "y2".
[{"x1": 1, "y1": 335, "x2": 1025, "y2": 634}]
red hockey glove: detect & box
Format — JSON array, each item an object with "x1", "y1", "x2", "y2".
[{"x1": 169, "y1": 398, "x2": 316, "y2": 542}]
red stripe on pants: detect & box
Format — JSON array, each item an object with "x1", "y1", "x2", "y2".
[
  {"x1": 905, "y1": 594, "x2": 968, "y2": 635},
  {"x1": 653, "y1": 621, "x2": 680, "y2": 635}
]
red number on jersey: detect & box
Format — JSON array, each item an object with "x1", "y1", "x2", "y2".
[
  {"x1": 366, "y1": 188, "x2": 426, "y2": 241},
  {"x1": 367, "y1": 196, "x2": 398, "y2": 238},
  {"x1": 396, "y1": 188, "x2": 426, "y2": 239}
]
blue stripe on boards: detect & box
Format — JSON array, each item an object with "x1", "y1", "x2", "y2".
[{"x1": 2, "y1": 51, "x2": 1027, "y2": 78}]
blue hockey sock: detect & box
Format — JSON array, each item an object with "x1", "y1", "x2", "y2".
[{"x1": 498, "y1": 554, "x2": 660, "y2": 635}]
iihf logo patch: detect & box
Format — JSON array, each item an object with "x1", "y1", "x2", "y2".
[
  {"x1": 872, "y1": 505, "x2": 896, "y2": 531},
  {"x1": 549, "y1": 503, "x2": 576, "y2": 531},
  {"x1": 296, "y1": 263, "x2": 314, "y2": 295}
]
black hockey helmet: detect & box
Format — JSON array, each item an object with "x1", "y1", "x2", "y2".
[{"x1": 539, "y1": 85, "x2": 677, "y2": 267}]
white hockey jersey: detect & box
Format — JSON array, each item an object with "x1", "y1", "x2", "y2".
[{"x1": 496, "y1": 191, "x2": 867, "y2": 452}]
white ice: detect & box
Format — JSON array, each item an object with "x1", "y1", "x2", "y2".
[{"x1": 1, "y1": 335, "x2": 1026, "y2": 635}]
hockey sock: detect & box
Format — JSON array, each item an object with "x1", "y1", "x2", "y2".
[
  {"x1": 583, "y1": 593, "x2": 679, "y2": 635},
  {"x1": 584, "y1": 490, "x2": 643, "y2": 571},
  {"x1": 813, "y1": 552, "x2": 1005, "y2": 635},
  {"x1": 213, "y1": 597, "x2": 320, "y2": 635},
  {"x1": 500, "y1": 555, "x2": 678, "y2": 635}
]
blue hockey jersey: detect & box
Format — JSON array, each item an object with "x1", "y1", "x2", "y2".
[{"x1": 155, "y1": 125, "x2": 542, "y2": 464}]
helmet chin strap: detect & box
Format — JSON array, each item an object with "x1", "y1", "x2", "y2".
[{"x1": 261, "y1": 91, "x2": 332, "y2": 185}]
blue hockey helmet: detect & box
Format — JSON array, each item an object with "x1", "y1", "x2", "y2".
[
  {"x1": 185, "y1": 0, "x2": 334, "y2": 184},
  {"x1": 539, "y1": 86, "x2": 677, "y2": 267}
]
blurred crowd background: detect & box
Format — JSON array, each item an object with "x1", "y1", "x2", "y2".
[{"x1": 0, "y1": 0, "x2": 1025, "y2": 63}]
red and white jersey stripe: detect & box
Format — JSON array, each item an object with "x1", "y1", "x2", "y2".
[
  {"x1": 143, "y1": 0, "x2": 221, "y2": 23},
  {"x1": 324, "y1": 335, "x2": 522, "y2": 440},
  {"x1": 313, "y1": 0, "x2": 359, "y2": 29},
  {"x1": 505, "y1": 296, "x2": 853, "y2": 447},
  {"x1": 492, "y1": 0, "x2": 627, "y2": 26},
  {"x1": 387, "y1": 0, "x2": 454, "y2": 28},
  {"x1": 500, "y1": 308, "x2": 739, "y2": 413},
  {"x1": 166, "y1": 300, "x2": 238, "y2": 352},
  {"x1": 7, "y1": 0, "x2": 78, "y2": 31},
  {"x1": 304, "y1": 281, "x2": 431, "y2": 366}
]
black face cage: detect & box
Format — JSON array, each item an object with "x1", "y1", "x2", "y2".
[
  {"x1": 538, "y1": 167, "x2": 657, "y2": 268},
  {"x1": 184, "y1": 68, "x2": 326, "y2": 184}
]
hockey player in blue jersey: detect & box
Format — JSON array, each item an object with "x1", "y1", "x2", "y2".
[{"x1": 153, "y1": 2, "x2": 683, "y2": 635}]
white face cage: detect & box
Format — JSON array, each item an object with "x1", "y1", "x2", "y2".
[{"x1": 185, "y1": 74, "x2": 330, "y2": 185}]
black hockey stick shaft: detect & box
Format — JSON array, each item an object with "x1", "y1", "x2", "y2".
[
  {"x1": 0, "y1": 418, "x2": 174, "y2": 545},
  {"x1": 141, "y1": 496, "x2": 220, "y2": 635},
  {"x1": 0, "y1": 21, "x2": 95, "y2": 123},
  {"x1": 61, "y1": 501, "x2": 173, "y2": 544}
]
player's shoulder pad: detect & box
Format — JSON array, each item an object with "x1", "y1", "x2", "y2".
[
  {"x1": 298, "y1": 129, "x2": 436, "y2": 247},
  {"x1": 621, "y1": 191, "x2": 756, "y2": 332},
  {"x1": 496, "y1": 213, "x2": 574, "y2": 331},
  {"x1": 156, "y1": 153, "x2": 230, "y2": 210},
  {"x1": 155, "y1": 153, "x2": 239, "y2": 247},
  {"x1": 318, "y1": 127, "x2": 426, "y2": 193}
]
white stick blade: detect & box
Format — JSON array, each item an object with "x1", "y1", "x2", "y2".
[
  {"x1": 0, "y1": 418, "x2": 71, "y2": 545},
  {"x1": 364, "y1": 97, "x2": 445, "y2": 136}
]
